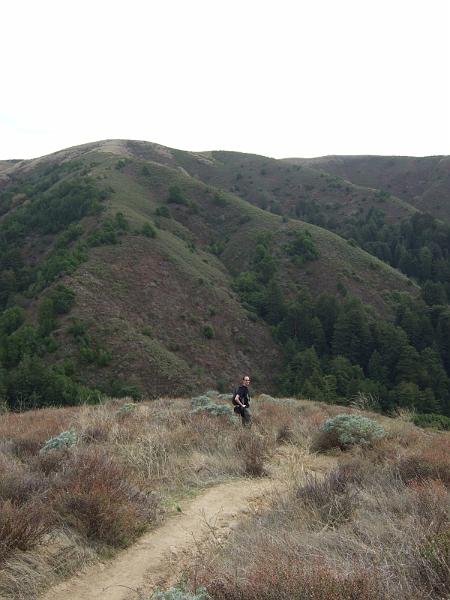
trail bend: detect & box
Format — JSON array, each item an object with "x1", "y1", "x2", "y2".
[{"x1": 41, "y1": 478, "x2": 274, "y2": 600}]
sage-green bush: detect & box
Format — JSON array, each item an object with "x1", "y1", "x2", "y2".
[
  {"x1": 41, "y1": 430, "x2": 77, "y2": 452},
  {"x1": 190, "y1": 395, "x2": 232, "y2": 417},
  {"x1": 116, "y1": 402, "x2": 137, "y2": 417},
  {"x1": 318, "y1": 414, "x2": 385, "y2": 449},
  {"x1": 148, "y1": 588, "x2": 209, "y2": 600}
]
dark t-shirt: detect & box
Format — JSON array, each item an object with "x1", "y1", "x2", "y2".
[{"x1": 234, "y1": 385, "x2": 251, "y2": 407}]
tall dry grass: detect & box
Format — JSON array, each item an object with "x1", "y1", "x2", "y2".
[
  {"x1": 188, "y1": 419, "x2": 450, "y2": 600},
  {"x1": 0, "y1": 393, "x2": 316, "y2": 598}
]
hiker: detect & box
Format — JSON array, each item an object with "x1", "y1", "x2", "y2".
[{"x1": 233, "y1": 375, "x2": 252, "y2": 427}]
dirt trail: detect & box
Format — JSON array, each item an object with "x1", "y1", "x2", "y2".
[{"x1": 41, "y1": 478, "x2": 274, "y2": 600}]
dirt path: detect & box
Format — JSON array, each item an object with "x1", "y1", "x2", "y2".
[{"x1": 41, "y1": 478, "x2": 274, "y2": 600}]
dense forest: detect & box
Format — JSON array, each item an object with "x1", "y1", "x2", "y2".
[{"x1": 234, "y1": 229, "x2": 450, "y2": 423}]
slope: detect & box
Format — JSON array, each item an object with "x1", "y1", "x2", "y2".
[
  {"x1": 0, "y1": 140, "x2": 418, "y2": 402},
  {"x1": 284, "y1": 155, "x2": 450, "y2": 221}
]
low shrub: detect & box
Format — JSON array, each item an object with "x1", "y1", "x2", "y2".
[
  {"x1": 235, "y1": 430, "x2": 269, "y2": 477},
  {"x1": 413, "y1": 413, "x2": 450, "y2": 431},
  {"x1": 41, "y1": 430, "x2": 78, "y2": 452},
  {"x1": 0, "y1": 499, "x2": 51, "y2": 564},
  {"x1": 53, "y1": 448, "x2": 158, "y2": 547},
  {"x1": 276, "y1": 424, "x2": 294, "y2": 444},
  {"x1": 202, "y1": 325, "x2": 215, "y2": 339},
  {"x1": 141, "y1": 222, "x2": 157, "y2": 238},
  {"x1": 314, "y1": 414, "x2": 385, "y2": 451},
  {"x1": 198, "y1": 557, "x2": 380, "y2": 600},
  {"x1": 190, "y1": 395, "x2": 232, "y2": 417},
  {"x1": 191, "y1": 404, "x2": 232, "y2": 417},
  {"x1": 296, "y1": 465, "x2": 361, "y2": 528},
  {"x1": 116, "y1": 403, "x2": 137, "y2": 417},
  {"x1": 148, "y1": 588, "x2": 209, "y2": 600}
]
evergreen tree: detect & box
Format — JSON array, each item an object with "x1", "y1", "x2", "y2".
[
  {"x1": 395, "y1": 344, "x2": 422, "y2": 385},
  {"x1": 332, "y1": 300, "x2": 372, "y2": 368}
]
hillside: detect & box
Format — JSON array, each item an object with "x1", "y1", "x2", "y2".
[
  {"x1": 0, "y1": 139, "x2": 421, "y2": 406},
  {"x1": 284, "y1": 155, "x2": 450, "y2": 221},
  {"x1": 119, "y1": 141, "x2": 419, "y2": 229}
]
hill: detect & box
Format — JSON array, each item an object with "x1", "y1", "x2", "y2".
[
  {"x1": 284, "y1": 154, "x2": 450, "y2": 221},
  {"x1": 0, "y1": 139, "x2": 422, "y2": 408}
]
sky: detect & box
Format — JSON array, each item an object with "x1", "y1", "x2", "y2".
[{"x1": 1, "y1": 0, "x2": 449, "y2": 160}]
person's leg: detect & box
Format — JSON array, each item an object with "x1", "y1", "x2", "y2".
[{"x1": 242, "y1": 407, "x2": 252, "y2": 427}]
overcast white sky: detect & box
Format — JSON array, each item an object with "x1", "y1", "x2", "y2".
[{"x1": 1, "y1": 0, "x2": 449, "y2": 160}]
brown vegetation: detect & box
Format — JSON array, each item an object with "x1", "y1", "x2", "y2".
[
  {"x1": 186, "y1": 412, "x2": 449, "y2": 600},
  {"x1": 0, "y1": 396, "x2": 448, "y2": 600}
]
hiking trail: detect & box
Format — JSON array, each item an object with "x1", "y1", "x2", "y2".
[{"x1": 41, "y1": 478, "x2": 274, "y2": 600}]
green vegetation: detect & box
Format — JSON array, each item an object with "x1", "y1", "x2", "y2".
[
  {"x1": 141, "y1": 221, "x2": 157, "y2": 238},
  {"x1": 284, "y1": 229, "x2": 319, "y2": 266},
  {"x1": 413, "y1": 412, "x2": 450, "y2": 431},
  {"x1": 190, "y1": 394, "x2": 233, "y2": 416},
  {"x1": 0, "y1": 166, "x2": 122, "y2": 410},
  {"x1": 1, "y1": 143, "x2": 450, "y2": 418},
  {"x1": 87, "y1": 211, "x2": 130, "y2": 246},
  {"x1": 41, "y1": 429, "x2": 78, "y2": 452},
  {"x1": 155, "y1": 205, "x2": 171, "y2": 218},
  {"x1": 148, "y1": 590, "x2": 209, "y2": 600},
  {"x1": 167, "y1": 184, "x2": 188, "y2": 205},
  {"x1": 202, "y1": 324, "x2": 215, "y2": 339},
  {"x1": 318, "y1": 413, "x2": 385, "y2": 449}
]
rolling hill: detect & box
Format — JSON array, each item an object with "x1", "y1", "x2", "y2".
[
  {"x1": 10, "y1": 140, "x2": 450, "y2": 419},
  {"x1": 284, "y1": 154, "x2": 450, "y2": 221}
]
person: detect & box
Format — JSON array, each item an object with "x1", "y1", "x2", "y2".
[{"x1": 233, "y1": 375, "x2": 252, "y2": 427}]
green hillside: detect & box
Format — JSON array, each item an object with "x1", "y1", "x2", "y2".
[
  {"x1": 284, "y1": 154, "x2": 450, "y2": 221},
  {"x1": 2, "y1": 140, "x2": 450, "y2": 418}
]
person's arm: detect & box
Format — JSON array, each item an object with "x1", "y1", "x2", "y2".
[{"x1": 234, "y1": 393, "x2": 245, "y2": 407}]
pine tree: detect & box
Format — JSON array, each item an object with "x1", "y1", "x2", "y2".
[{"x1": 332, "y1": 300, "x2": 372, "y2": 368}]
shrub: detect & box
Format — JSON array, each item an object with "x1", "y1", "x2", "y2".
[
  {"x1": 141, "y1": 222, "x2": 157, "y2": 238},
  {"x1": 41, "y1": 430, "x2": 78, "y2": 452},
  {"x1": 413, "y1": 413, "x2": 450, "y2": 431},
  {"x1": 296, "y1": 466, "x2": 361, "y2": 527},
  {"x1": 148, "y1": 588, "x2": 209, "y2": 600},
  {"x1": 0, "y1": 500, "x2": 51, "y2": 564},
  {"x1": 190, "y1": 395, "x2": 232, "y2": 417},
  {"x1": 202, "y1": 325, "x2": 214, "y2": 339},
  {"x1": 48, "y1": 284, "x2": 76, "y2": 314},
  {"x1": 315, "y1": 414, "x2": 385, "y2": 450},
  {"x1": 212, "y1": 192, "x2": 228, "y2": 207},
  {"x1": 155, "y1": 205, "x2": 171, "y2": 218},
  {"x1": 116, "y1": 403, "x2": 137, "y2": 417},
  {"x1": 276, "y1": 423, "x2": 294, "y2": 444},
  {"x1": 167, "y1": 185, "x2": 188, "y2": 205},
  {"x1": 192, "y1": 404, "x2": 232, "y2": 417},
  {"x1": 235, "y1": 431, "x2": 269, "y2": 477},
  {"x1": 53, "y1": 448, "x2": 158, "y2": 547},
  {"x1": 190, "y1": 395, "x2": 210, "y2": 409}
]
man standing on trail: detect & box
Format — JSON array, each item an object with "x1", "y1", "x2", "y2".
[{"x1": 233, "y1": 375, "x2": 252, "y2": 427}]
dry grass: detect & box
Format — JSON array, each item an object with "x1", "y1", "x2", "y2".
[
  {"x1": 0, "y1": 394, "x2": 312, "y2": 598},
  {"x1": 188, "y1": 423, "x2": 450, "y2": 600},
  {"x1": 1, "y1": 394, "x2": 448, "y2": 600}
]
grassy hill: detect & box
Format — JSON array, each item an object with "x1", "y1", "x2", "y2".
[
  {"x1": 120, "y1": 141, "x2": 418, "y2": 228},
  {"x1": 0, "y1": 140, "x2": 419, "y2": 403},
  {"x1": 284, "y1": 154, "x2": 450, "y2": 221}
]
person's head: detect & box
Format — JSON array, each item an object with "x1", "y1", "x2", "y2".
[{"x1": 242, "y1": 375, "x2": 250, "y2": 387}]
